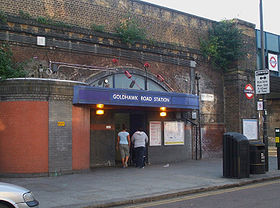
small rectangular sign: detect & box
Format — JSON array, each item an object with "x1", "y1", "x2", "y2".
[
  {"x1": 37, "y1": 36, "x2": 46, "y2": 46},
  {"x1": 57, "y1": 121, "x2": 65, "y2": 127},
  {"x1": 201, "y1": 93, "x2": 214, "y2": 102},
  {"x1": 257, "y1": 101, "x2": 263, "y2": 111}
]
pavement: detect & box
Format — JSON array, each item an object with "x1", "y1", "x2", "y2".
[{"x1": 1, "y1": 156, "x2": 280, "y2": 208}]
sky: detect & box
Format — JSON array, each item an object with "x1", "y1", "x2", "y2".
[{"x1": 141, "y1": 0, "x2": 280, "y2": 35}]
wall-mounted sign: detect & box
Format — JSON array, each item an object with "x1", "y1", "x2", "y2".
[
  {"x1": 74, "y1": 86, "x2": 199, "y2": 110},
  {"x1": 257, "y1": 101, "x2": 263, "y2": 111},
  {"x1": 268, "y1": 53, "x2": 278, "y2": 72},
  {"x1": 201, "y1": 93, "x2": 214, "y2": 102},
  {"x1": 149, "y1": 121, "x2": 162, "y2": 146},
  {"x1": 57, "y1": 121, "x2": 65, "y2": 127},
  {"x1": 243, "y1": 119, "x2": 258, "y2": 140},
  {"x1": 164, "y1": 121, "x2": 184, "y2": 145},
  {"x1": 255, "y1": 69, "x2": 270, "y2": 94},
  {"x1": 244, "y1": 84, "x2": 254, "y2": 99}
]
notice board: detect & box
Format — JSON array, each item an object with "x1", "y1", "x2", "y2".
[
  {"x1": 243, "y1": 119, "x2": 258, "y2": 140},
  {"x1": 164, "y1": 121, "x2": 184, "y2": 145},
  {"x1": 149, "y1": 121, "x2": 162, "y2": 146}
]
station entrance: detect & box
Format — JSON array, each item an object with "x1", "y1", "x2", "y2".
[
  {"x1": 90, "y1": 108, "x2": 147, "y2": 168},
  {"x1": 114, "y1": 111, "x2": 147, "y2": 166}
]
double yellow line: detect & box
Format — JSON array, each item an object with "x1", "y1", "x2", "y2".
[{"x1": 124, "y1": 180, "x2": 280, "y2": 208}]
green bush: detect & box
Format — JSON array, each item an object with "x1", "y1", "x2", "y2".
[
  {"x1": 0, "y1": 10, "x2": 7, "y2": 23},
  {"x1": 91, "y1": 24, "x2": 105, "y2": 32},
  {"x1": 200, "y1": 20, "x2": 244, "y2": 71},
  {"x1": 36, "y1": 16, "x2": 49, "y2": 25},
  {"x1": 115, "y1": 17, "x2": 146, "y2": 44},
  {"x1": 0, "y1": 43, "x2": 27, "y2": 80},
  {"x1": 36, "y1": 16, "x2": 72, "y2": 28},
  {"x1": 19, "y1": 10, "x2": 31, "y2": 19}
]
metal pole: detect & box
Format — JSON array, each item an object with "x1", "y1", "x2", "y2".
[
  {"x1": 195, "y1": 73, "x2": 202, "y2": 159},
  {"x1": 260, "y1": 0, "x2": 265, "y2": 71},
  {"x1": 260, "y1": 0, "x2": 269, "y2": 171},
  {"x1": 278, "y1": 147, "x2": 280, "y2": 170},
  {"x1": 144, "y1": 67, "x2": 147, "y2": 90}
]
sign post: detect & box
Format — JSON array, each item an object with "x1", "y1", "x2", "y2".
[{"x1": 255, "y1": 68, "x2": 270, "y2": 171}]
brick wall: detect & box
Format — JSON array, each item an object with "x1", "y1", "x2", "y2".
[
  {"x1": 0, "y1": 0, "x2": 213, "y2": 48},
  {"x1": 0, "y1": 1, "x2": 258, "y2": 160},
  {"x1": 267, "y1": 100, "x2": 280, "y2": 138},
  {"x1": 224, "y1": 20, "x2": 257, "y2": 133}
]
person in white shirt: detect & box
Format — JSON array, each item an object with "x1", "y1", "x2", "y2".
[{"x1": 131, "y1": 128, "x2": 148, "y2": 168}]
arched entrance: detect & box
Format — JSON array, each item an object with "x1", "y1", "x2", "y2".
[{"x1": 85, "y1": 67, "x2": 173, "y2": 167}]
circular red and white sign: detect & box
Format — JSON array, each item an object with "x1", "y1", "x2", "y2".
[
  {"x1": 270, "y1": 56, "x2": 277, "y2": 68},
  {"x1": 244, "y1": 84, "x2": 254, "y2": 99}
]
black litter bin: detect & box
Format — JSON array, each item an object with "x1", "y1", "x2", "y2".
[
  {"x1": 249, "y1": 141, "x2": 265, "y2": 174},
  {"x1": 223, "y1": 132, "x2": 250, "y2": 178}
]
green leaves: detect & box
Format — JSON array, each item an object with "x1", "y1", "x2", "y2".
[
  {"x1": 0, "y1": 10, "x2": 7, "y2": 23},
  {"x1": 115, "y1": 17, "x2": 146, "y2": 44},
  {"x1": 200, "y1": 20, "x2": 244, "y2": 70},
  {"x1": 91, "y1": 24, "x2": 105, "y2": 32},
  {"x1": 0, "y1": 43, "x2": 27, "y2": 80}
]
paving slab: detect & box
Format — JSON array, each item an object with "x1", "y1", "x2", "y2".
[{"x1": 1, "y1": 157, "x2": 280, "y2": 208}]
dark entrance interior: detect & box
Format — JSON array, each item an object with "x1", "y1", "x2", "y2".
[{"x1": 114, "y1": 111, "x2": 147, "y2": 166}]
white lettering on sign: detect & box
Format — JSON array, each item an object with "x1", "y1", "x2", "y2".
[
  {"x1": 141, "y1": 96, "x2": 153, "y2": 101},
  {"x1": 112, "y1": 94, "x2": 138, "y2": 101},
  {"x1": 154, "y1": 97, "x2": 170, "y2": 102},
  {"x1": 112, "y1": 94, "x2": 170, "y2": 103},
  {"x1": 255, "y1": 70, "x2": 270, "y2": 94}
]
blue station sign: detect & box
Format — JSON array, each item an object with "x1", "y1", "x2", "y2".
[{"x1": 73, "y1": 86, "x2": 199, "y2": 109}]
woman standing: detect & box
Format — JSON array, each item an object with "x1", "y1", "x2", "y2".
[{"x1": 116, "y1": 127, "x2": 131, "y2": 168}]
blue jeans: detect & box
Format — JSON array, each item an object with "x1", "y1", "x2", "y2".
[{"x1": 134, "y1": 147, "x2": 145, "y2": 168}]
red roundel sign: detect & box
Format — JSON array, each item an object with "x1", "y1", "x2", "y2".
[
  {"x1": 244, "y1": 84, "x2": 254, "y2": 99},
  {"x1": 270, "y1": 56, "x2": 277, "y2": 68}
]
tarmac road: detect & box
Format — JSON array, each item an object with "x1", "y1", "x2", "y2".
[{"x1": 121, "y1": 179, "x2": 280, "y2": 208}]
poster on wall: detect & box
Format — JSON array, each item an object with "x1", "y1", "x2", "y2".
[
  {"x1": 149, "y1": 121, "x2": 162, "y2": 146},
  {"x1": 242, "y1": 119, "x2": 258, "y2": 140},
  {"x1": 164, "y1": 121, "x2": 184, "y2": 145}
]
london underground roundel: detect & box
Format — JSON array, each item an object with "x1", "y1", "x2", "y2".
[
  {"x1": 268, "y1": 53, "x2": 278, "y2": 72},
  {"x1": 244, "y1": 84, "x2": 254, "y2": 100}
]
